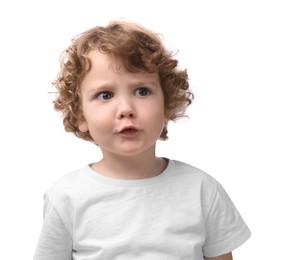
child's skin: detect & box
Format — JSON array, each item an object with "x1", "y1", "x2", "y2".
[
  {"x1": 76, "y1": 50, "x2": 233, "y2": 260},
  {"x1": 78, "y1": 50, "x2": 168, "y2": 180},
  {"x1": 33, "y1": 21, "x2": 250, "y2": 260}
]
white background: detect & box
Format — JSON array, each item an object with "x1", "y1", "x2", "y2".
[{"x1": 0, "y1": 0, "x2": 280, "y2": 259}]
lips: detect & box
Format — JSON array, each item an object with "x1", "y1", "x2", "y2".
[{"x1": 118, "y1": 126, "x2": 140, "y2": 136}]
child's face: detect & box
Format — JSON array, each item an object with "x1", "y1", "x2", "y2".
[{"x1": 78, "y1": 50, "x2": 167, "y2": 157}]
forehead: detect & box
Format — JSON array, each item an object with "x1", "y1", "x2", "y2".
[
  {"x1": 81, "y1": 50, "x2": 160, "y2": 88},
  {"x1": 86, "y1": 50, "x2": 159, "y2": 79},
  {"x1": 87, "y1": 50, "x2": 122, "y2": 72}
]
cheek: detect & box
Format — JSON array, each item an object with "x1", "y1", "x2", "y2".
[
  {"x1": 85, "y1": 112, "x2": 113, "y2": 137},
  {"x1": 145, "y1": 104, "x2": 166, "y2": 127},
  {"x1": 146, "y1": 101, "x2": 165, "y2": 118}
]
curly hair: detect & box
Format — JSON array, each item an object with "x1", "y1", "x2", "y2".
[{"x1": 53, "y1": 20, "x2": 193, "y2": 142}]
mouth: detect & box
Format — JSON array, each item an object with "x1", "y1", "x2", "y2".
[{"x1": 118, "y1": 126, "x2": 140, "y2": 136}]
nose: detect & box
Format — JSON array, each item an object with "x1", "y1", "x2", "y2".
[{"x1": 117, "y1": 97, "x2": 136, "y2": 119}]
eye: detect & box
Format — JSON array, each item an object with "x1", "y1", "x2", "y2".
[
  {"x1": 96, "y1": 91, "x2": 114, "y2": 100},
  {"x1": 135, "y1": 87, "x2": 150, "y2": 97}
]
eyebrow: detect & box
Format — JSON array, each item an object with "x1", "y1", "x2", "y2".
[
  {"x1": 85, "y1": 80, "x2": 159, "y2": 94},
  {"x1": 129, "y1": 80, "x2": 159, "y2": 88}
]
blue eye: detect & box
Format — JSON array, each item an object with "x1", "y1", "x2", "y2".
[
  {"x1": 135, "y1": 87, "x2": 150, "y2": 96},
  {"x1": 97, "y1": 91, "x2": 113, "y2": 100}
]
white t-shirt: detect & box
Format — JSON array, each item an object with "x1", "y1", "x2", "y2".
[{"x1": 33, "y1": 159, "x2": 251, "y2": 260}]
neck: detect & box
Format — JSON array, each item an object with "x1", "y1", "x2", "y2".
[{"x1": 92, "y1": 150, "x2": 167, "y2": 180}]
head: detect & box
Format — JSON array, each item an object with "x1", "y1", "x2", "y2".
[{"x1": 53, "y1": 20, "x2": 193, "y2": 142}]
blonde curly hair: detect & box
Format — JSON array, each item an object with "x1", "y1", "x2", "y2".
[{"x1": 53, "y1": 20, "x2": 193, "y2": 142}]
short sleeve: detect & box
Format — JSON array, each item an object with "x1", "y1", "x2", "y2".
[
  {"x1": 203, "y1": 180, "x2": 251, "y2": 258},
  {"x1": 33, "y1": 194, "x2": 73, "y2": 260}
]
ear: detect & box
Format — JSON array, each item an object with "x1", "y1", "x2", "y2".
[
  {"x1": 78, "y1": 120, "x2": 89, "y2": 132},
  {"x1": 164, "y1": 114, "x2": 170, "y2": 123}
]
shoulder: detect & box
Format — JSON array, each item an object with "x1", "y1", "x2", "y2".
[
  {"x1": 169, "y1": 159, "x2": 218, "y2": 188},
  {"x1": 168, "y1": 159, "x2": 225, "y2": 206},
  {"x1": 45, "y1": 165, "x2": 92, "y2": 204}
]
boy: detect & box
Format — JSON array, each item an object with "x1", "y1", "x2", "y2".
[{"x1": 34, "y1": 20, "x2": 251, "y2": 260}]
